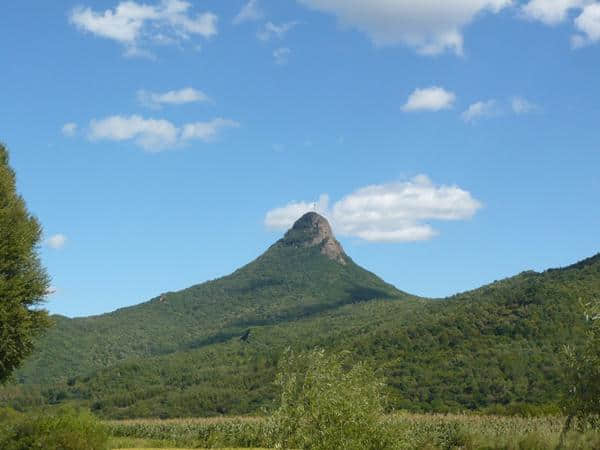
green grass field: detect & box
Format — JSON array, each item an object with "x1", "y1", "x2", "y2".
[{"x1": 106, "y1": 413, "x2": 600, "y2": 449}]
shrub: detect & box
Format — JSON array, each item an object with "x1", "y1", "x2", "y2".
[
  {"x1": 0, "y1": 407, "x2": 109, "y2": 450},
  {"x1": 561, "y1": 299, "x2": 600, "y2": 432},
  {"x1": 269, "y1": 348, "x2": 394, "y2": 450}
]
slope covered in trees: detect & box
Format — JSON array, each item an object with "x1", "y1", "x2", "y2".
[{"x1": 2, "y1": 213, "x2": 599, "y2": 419}]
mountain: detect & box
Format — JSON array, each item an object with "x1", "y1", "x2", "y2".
[
  {"x1": 12, "y1": 212, "x2": 406, "y2": 385},
  {"x1": 2, "y1": 214, "x2": 599, "y2": 419}
]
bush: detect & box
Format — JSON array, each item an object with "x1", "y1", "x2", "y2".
[
  {"x1": 0, "y1": 407, "x2": 109, "y2": 450},
  {"x1": 269, "y1": 348, "x2": 394, "y2": 450},
  {"x1": 561, "y1": 299, "x2": 600, "y2": 432}
]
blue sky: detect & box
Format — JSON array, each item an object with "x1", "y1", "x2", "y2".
[{"x1": 2, "y1": 0, "x2": 599, "y2": 317}]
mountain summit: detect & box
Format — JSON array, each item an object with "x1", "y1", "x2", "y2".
[{"x1": 277, "y1": 212, "x2": 347, "y2": 264}]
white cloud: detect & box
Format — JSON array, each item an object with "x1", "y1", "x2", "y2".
[
  {"x1": 47, "y1": 234, "x2": 67, "y2": 249},
  {"x1": 62, "y1": 122, "x2": 78, "y2": 137},
  {"x1": 296, "y1": 0, "x2": 511, "y2": 55},
  {"x1": 332, "y1": 176, "x2": 481, "y2": 242},
  {"x1": 573, "y1": 3, "x2": 600, "y2": 46},
  {"x1": 511, "y1": 96, "x2": 538, "y2": 114},
  {"x1": 402, "y1": 87, "x2": 456, "y2": 112},
  {"x1": 180, "y1": 118, "x2": 240, "y2": 141},
  {"x1": 521, "y1": 0, "x2": 600, "y2": 48},
  {"x1": 70, "y1": 0, "x2": 217, "y2": 56},
  {"x1": 88, "y1": 115, "x2": 238, "y2": 151},
  {"x1": 233, "y1": 0, "x2": 263, "y2": 24},
  {"x1": 265, "y1": 194, "x2": 330, "y2": 230},
  {"x1": 461, "y1": 100, "x2": 498, "y2": 122},
  {"x1": 265, "y1": 176, "x2": 482, "y2": 243},
  {"x1": 521, "y1": 0, "x2": 589, "y2": 25},
  {"x1": 257, "y1": 21, "x2": 299, "y2": 41},
  {"x1": 89, "y1": 115, "x2": 179, "y2": 150},
  {"x1": 273, "y1": 47, "x2": 291, "y2": 64},
  {"x1": 137, "y1": 87, "x2": 210, "y2": 109}
]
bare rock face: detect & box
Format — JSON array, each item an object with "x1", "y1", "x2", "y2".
[{"x1": 279, "y1": 212, "x2": 347, "y2": 264}]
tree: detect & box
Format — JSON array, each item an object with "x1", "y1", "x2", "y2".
[
  {"x1": 0, "y1": 143, "x2": 51, "y2": 383},
  {"x1": 269, "y1": 348, "x2": 393, "y2": 450},
  {"x1": 558, "y1": 298, "x2": 600, "y2": 447}
]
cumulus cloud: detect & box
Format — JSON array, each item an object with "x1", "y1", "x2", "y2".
[
  {"x1": 521, "y1": 0, "x2": 589, "y2": 25},
  {"x1": 233, "y1": 0, "x2": 263, "y2": 24},
  {"x1": 257, "y1": 21, "x2": 299, "y2": 41},
  {"x1": 402, "y1": 87, "x2": 456, "y2": 112},
  {"x1": 521, "y1": 0, "x2": 600, "y2": 48},
  {"x1": 46, "y1": 234, "x2": 67, "y2": 249},
  {"x1": 573, "y1": 3, "x2": 600, "y2": 47},
  {"x1": 88, "y1": 115, "x2": 238, "y2": 151},
  {"x1": 70, "y1": 0, "x2": 217, "y2": 56},
  {"x1": 62, "y1": 122, "x2": 78, "y2": 137},
  {"x1": 461, "y1": 100, "x2": 499, "y2": 123},
  {"x1": 265, "y1": 176, "x2": 481, "y2": 243},
  {"x1": 89, "y1": 115, "x2": 179, "y2": 149},
  {"x1": 296, "y1": 0, "x2": 511, "y2": 55},
  {"x1": 273, "y1": 47, "x2": 291, "y2": 64},
  {"x1": 137, "y1": 87, "x2": 210, "y2": 109}
]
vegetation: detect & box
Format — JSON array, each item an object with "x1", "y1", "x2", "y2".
[
  {"x1": 0, "y1": 143, "x2": 50, "y2": 383},
  {"x1": 105, "y1": 414, "x2": 600, "y2": 449},
  {"x1": 14, "y1": 240, "x2": 404, "y2": 386},
  {"x1": 559, "y1": 297, "x2": 600, "y2": 446},
  {"x1": 3, "y1": 251, "x2": 600, "y2": 418},
  {"x1": 269, "y1": 348, "x2": 391, "y2": 449},
  {"x1": 0, "y1": 407, "x2": 109, "y2": 450}
]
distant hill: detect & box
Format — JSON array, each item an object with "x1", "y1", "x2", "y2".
[{"x1": 2, "y1": 214, "x2": 599, "y2": 418}]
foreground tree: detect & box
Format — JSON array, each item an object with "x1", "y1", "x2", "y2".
[
  {"x1": 269, "y1": 348, "x2": 393, "y2": 450},
  {"x1": 558, "y1": 298, "x2": 600, "y2": 447},
  {"x1": 0, "y1": 143, "x2": 50, "y2": 383}
]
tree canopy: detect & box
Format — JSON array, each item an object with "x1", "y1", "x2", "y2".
[
  {"x1": 270, "y1": 348, "x2": 391, "y2": 450},
  {"x1": 0, "y1": 143, "x2": 50, "y2": 383}
]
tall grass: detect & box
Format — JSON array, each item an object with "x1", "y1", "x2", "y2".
[
  {"x1": 0, "y1": 407, "x2": 109, "y2": 450},
  {"x1": 106, "y1": 417, "x2": 268, "y2": 448}
]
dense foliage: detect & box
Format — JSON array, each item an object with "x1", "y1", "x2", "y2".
[
  {"x1": 0, "y1": 143, "x2": 50, "y2": 383},
  {"x1": 269, "y1": 348, "x2": 391, "y2": 450},
  {"x1": 15, "y1": 241, "x2": 403, "y2": 386},
  {"x1": 561, "y1": 298, "x2": 600, "y2": 431},
  {"x1": 0, "y1": 407, "x2": 109, "y2": 450}
]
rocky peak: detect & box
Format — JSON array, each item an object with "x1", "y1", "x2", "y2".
[{"x1": 279, "y1": 212, "x2": 347, "y2": 264}]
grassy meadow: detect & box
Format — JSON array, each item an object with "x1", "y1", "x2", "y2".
[{"x1": 106, "y1": 413, "x2": 600, "y2": 449}]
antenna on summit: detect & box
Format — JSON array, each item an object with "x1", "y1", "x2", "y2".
[{"x1": 311, "y1": 202, "x2": 317, "y2": 211}]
